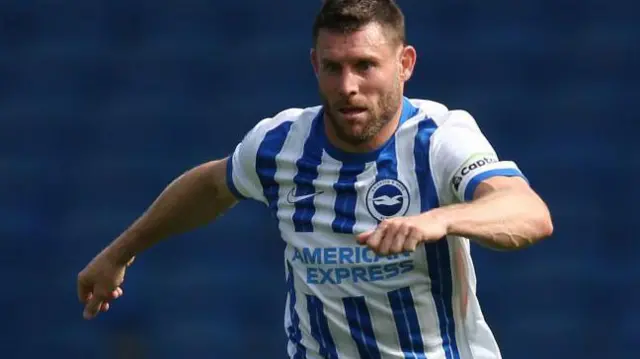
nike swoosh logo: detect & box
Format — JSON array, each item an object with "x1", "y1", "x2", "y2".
[{"x1": 287, "y1": 187, "x2": 324, "y2": 203}]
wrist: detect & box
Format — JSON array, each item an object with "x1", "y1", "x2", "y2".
[
  {"x1": 421, "y1": 206, "x2": 455, "y2": 235},
  {"x1": 104, "y1": 231, "x2": 139, "y2": 265}
]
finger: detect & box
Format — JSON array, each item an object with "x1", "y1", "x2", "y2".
[
  {"x1": 403, "y1": 228, "x2": 420, "y2": 252},
  {"x1": 356, "y1": 229, "x2": 374, "y2": 244},
  {"x1": 127, "y1": 257, "x2": 135, "y2": 267},
  {"x1": 83, "y1": 289, "x2": 108, "y2": 320},
  {"x1": 391, "y1": 225, "x2": 410, "y2": 254},
  {"x1": 378, "y1": 222, "x2": 400, "y2": 255},
  {"x1": 77, "y1": 275, "x2": 92, "y2": 304},
  {"x1": 83, "y1": 297, "x2": 103, "y2": 320},
  {"x1": 100, "y1": 302, "x2": 110, "y2": 312},
  {"x1": 366, "y1": 224, "x2": 387, "y2": 253},
  {"x1": 110, "y1": 287, "x2": 123, "y2": 300}
]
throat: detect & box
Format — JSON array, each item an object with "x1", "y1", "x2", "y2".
[{"x1": 324, "y1": 114, "x2": 401, "y2": 154}]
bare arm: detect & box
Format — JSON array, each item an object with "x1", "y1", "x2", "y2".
[
  {"x1": 105, "y1": 157, "x2": 238, "y2": 263},
  {"x1": 432, "y1": 176, "x2": 553, "y2": 250}
]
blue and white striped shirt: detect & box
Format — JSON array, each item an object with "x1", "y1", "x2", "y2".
[{"x1": 226, "y1": 98, "x2": 524, "y2": 359}]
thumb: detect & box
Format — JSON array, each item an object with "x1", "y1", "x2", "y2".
[
  {"x1": 356, "y1": 229, "x2": 374, "y2": 243},
  {"x1": 83, "y1": 293, "x2": 103, "y2": 320}
]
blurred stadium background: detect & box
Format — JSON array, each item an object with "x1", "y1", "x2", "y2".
[{"x1": 1, "y1": 0, "x2": 636, "y2": 358}]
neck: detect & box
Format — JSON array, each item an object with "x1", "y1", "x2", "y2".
[{"x1": 324, "y1": 100, "x2": 404, "y2": 154}]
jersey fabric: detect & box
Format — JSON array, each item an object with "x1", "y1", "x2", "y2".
[{"x1": 226, "y1": 97, "x2": 525, "y2": 359}]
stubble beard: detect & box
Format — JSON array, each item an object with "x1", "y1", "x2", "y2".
[{"x1": 321, "y1": 80, "x2": 402, "y2": 147}]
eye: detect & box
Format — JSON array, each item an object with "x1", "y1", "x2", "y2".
[
  {"x1": 355, "y1": 60, "x2": 375, "y2": 72},
  {"x1": 322, "y1": 61, "x2": 341, "y2": 73}
]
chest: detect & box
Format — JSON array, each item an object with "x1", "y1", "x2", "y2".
[{"x1": 269, "y1": 155, "x2": 432, "y2": 235}]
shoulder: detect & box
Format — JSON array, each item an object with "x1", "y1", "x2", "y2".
[
  {"x1": 403, "y1": 99, "x2": 480, "y2": 140},
  {"x1": 431, "y1": 109, "x2": 481, "y2": 132},
  {"x1": 405, "y1": 97, "x2": 479, "y2": 129},
  {"x1": 407, "y1": 98, "x2": 450, "y2": 120},
  {"x1": 241, "y1": 105, "x2": 322, "y2": 144}
]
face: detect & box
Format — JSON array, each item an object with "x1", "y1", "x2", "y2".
[{"x1": 311, "y1": 22, "x2": 416, "y2": 147}]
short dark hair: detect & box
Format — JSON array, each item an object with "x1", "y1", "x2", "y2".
[{"x1": 312, "y1": 0, "x2": 406, "y2": 46}]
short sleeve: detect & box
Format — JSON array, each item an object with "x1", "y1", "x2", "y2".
[
  {"x1": 225, "y1": 121, "x2": 268, "y2": 203},
  {"x1": 429, "y1": 110, "x2": 527, "y2": 203}
]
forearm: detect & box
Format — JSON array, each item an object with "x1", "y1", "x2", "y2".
[
  {"x1": 430, "y1": 187, "x2": 553, "y2": 250},
  {"x1": 105, "y1": 159, "x2": 237, "y2": 263}
]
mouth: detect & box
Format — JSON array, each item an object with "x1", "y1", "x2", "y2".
[{"x1": 338, "y1": 106, "x2": 367, "y2": 117}]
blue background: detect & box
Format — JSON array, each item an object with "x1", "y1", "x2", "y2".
[{"x1": 1, "y1": 1, "x2": 636, "y2": 358}]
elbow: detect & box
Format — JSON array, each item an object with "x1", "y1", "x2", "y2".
[
  {"x1": 539, "y1": 215, "x2": 554, "y2": 239},
  {"x1": 526, "y1": 191, "x2": 554, "y2": 242},
  {"x1": 496, "y1": 208, "x2": 554, "y2": 252},
  {"x1": 536, "y1": 205, "x2": 554, "y2": 239}
]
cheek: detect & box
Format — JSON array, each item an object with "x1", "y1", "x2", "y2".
[
  {"x1": 317, "y1": 76, "x2": 337, "y2": 95},
  {"x1": 361, "y1": 71, "x2": 392, "y2": 93}
]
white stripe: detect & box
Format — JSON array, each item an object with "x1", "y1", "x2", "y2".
[
  {"x1": 400, "y1": 117, "x2": 449, "y2": 357},
  {"x1": 311, "y1": 151, "x2": 342, "y2": 237},
  {"x1": 230, "y1": 136, "x2": 267, "y2": 203},
  {"x1": 395, "y1": 119, "x2": 423, "y2": 218},
  {"x1": 232, "y1": 111, "x2": 302, "y2": 203},
  {"x1": 295, "y1": 280, "x2": 321, "y2": 358},
  {"x1": 447, "y1": 238, "x2": 476, "y2": 359},
  {"x1": 435, "y1": 243, "x2": 456, "y2": 356},
  {"x1": 353, "y1": 307, "x2": 370, "y2": 358},
  {"x1": 325, "y1": 299, "x2": 360, "y2": 359},
  {"x1": 398, "y1": 289, "x2": 417, "y2": 355},
  {"x1": 368, "y1": 294, "x2": 403, "y2": 357},
  {"x1": 274, "y1": 116, "x2": 315, "y2": 234},
  {"x1": 457, "y1": 160, "x2": 520, "y2": 200},
  {"x1": 353, "y1": 161, "x2": 378, "y2": 234},
  {"x1": 284, "y1": 260, "x2": 296, "y2": 358}
]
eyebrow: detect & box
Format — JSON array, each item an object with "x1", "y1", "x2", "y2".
[{"x1": 320, "y1": 54, "x2": 381, "y2": 66}]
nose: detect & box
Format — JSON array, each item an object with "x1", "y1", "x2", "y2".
[{"x1": 337, "y1": 69, "x2": 359, "y2": 97}]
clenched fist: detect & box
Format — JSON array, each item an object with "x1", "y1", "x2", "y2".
[
  {"x1": 77, "y1": 250, "x2": 134, "y2": 320},
  {"x1": 356, "y1": 213, "x2": 448, "y2": 255}
]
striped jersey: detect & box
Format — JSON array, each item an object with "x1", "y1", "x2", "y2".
[{"x1": 226, "y1": 97, "x2": 525, "y2": 359}]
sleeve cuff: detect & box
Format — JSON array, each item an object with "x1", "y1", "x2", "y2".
[
  {"x1": 226, "y1": 156, "x2": 248, "y2": 200},
  {"x1": 463, "y1": 168, "x2": 528, "y2": 201}
]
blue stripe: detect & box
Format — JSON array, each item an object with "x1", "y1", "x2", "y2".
[
  {"x1": 255, "y1": 121, "x2": 294, "y2": 215},
  {"x1": 225, "y1": 156, "x2": 247, "y2": 200},
  {"x1": 307, "y1": 295, "x2": 338, "y2": 359},
  {"x1": 413, "y1": 117, "x2": 441, "y2": 211},
  {"x1": 388, "y1": 287, "x2": 426, "y2": 358},
  {"x1": 292, "y1": 117, "x2": 323, "y2": 232},
  {"x1": 343, "y1": 297, "x2": 382, "y2": 359},
  {"x1": 463, "y1": 168, "x2": 526, "y2": 201},
  {"x1": 286, "y1": 261, "x2": 306, "y2": 358},
  {"x1": 375, "y1": 97, "x2": 417, "y2": 181},
  {"x1": 414, "y1": 118, "x2": 461, "y2": 359},
  {"x1": 425, "y1": 243, "x2": 459, "y2": 359},
  {"x1": 375, "y1": 135, "x2": 398, "y2": 181},
  {"x1": 331, "y1": 162, "x2": 366, "y2": 233}
]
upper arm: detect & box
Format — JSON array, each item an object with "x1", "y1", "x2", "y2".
[
  {"x1": 206, "y1": 157, "x2": 240, "y2": 208},
  {"x1": 225, "y1": 121, "x2": 269, "y2": 204},
  {"x1": 429, "y1": 110, "x2": 528, "y2": 203},
  {"x1": 471, "y1": 175, "x2": 531, "y2": 200},
  {"x1": 225, "y1": 110, "x2": 301, "y2": 204}
]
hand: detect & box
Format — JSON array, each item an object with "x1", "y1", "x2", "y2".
[
  {"x1": 77, "y1": 249, "x2": 134, "y2": 320},
  {"x1": 356, "y1": 213, "x2": 448, "y2": 255}
]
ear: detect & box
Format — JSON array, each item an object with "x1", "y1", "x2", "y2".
[
  {"x1": 400, "y1": 45, "x2": 417, "y2": 82},
  {"x1": 310, "y1": 48, "x2": 319, "y2": 77}
]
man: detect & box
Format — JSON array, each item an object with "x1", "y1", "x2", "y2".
[{"x1": 77, "y1": 0, "x2": 553, "y2": 358}]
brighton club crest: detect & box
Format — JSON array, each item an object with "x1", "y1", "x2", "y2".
[{"x1": 365, "y1": 179, "x2": 410, "y2": 221}]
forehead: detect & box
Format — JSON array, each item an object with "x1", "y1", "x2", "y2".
[{"x1": 315, "y1": 22, "x2": 397, "y2": 61}]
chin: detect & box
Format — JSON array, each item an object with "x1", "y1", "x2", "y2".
[{"x1": 341, "y1": 132, "x2": 371, "y2": 146}]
